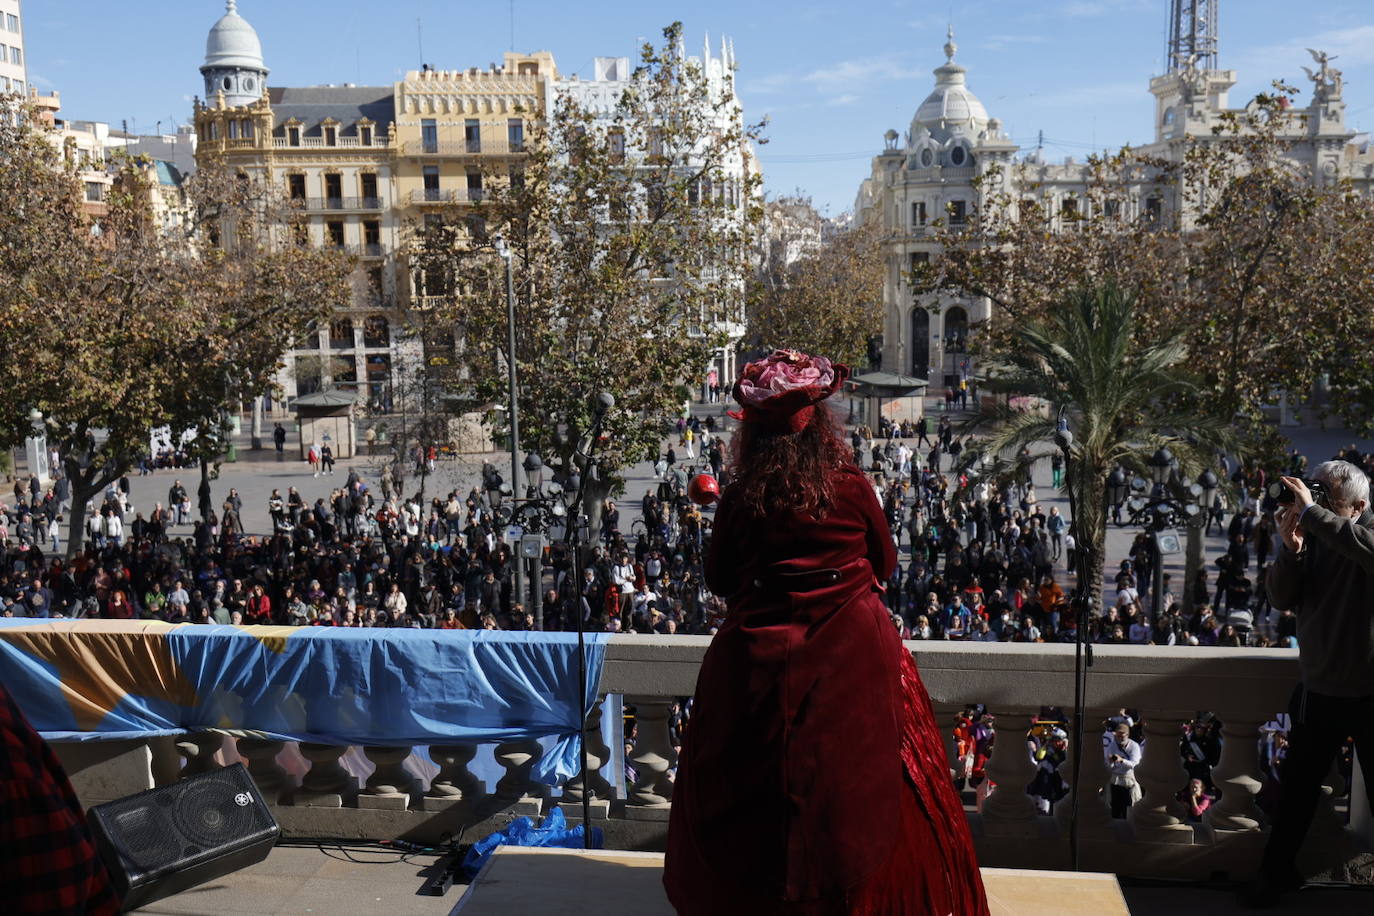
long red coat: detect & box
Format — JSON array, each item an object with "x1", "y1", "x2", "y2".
[{"x1": 664, "y1": 465, "x2": 987, "y2": 914}]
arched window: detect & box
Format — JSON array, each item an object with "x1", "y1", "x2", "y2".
[
  {"x1": 944, "y1": 305, "x2": 970, "y2": 353},
  {"x1": 363, "y1": 315, "x2": 390, "y2": 348},
  {"x1": 949, "y1": 145, "x2": 967, "y2": 166},
  {"x1": 329, "y1": 318, "x2": 354, "y2": 349},
  {"x1": 910, "y1": 308, "x2": 930, "y2": 377}
]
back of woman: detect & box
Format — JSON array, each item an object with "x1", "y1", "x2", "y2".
[{"x1": 665, "y1": 350, "x2": 987, "y2": 915}]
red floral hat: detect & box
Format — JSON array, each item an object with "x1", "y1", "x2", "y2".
[{"x1": 729, "y1": 349, "x2": 850, "y2": 433}]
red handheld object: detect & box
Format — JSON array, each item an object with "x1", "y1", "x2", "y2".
[{"x1": 688, "y1": 473, "x2": 721, "y2": 506}]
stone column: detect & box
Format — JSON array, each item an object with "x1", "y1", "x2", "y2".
[
  {"x1": 494, "y1": 739, "x2": 546, "y2": 816},
  {"x1": 625, "y1": 697, "x2": 677, "y2": 821},
  {"x1": 175, "y1": 732, "x2": 225, "y2": 778},
  {"x1": 292, "y1": 742, "x2": 358, "y2": 807},
  {"x1": 235, "y1": 737, "x2": 292, "y2": 804},
  {"x1": 561, "y1": 696, "x2": 612, "y2": 819},
  {"x1": 360, "y1": 746, "x2": 417, "y2": 811},
  {"x1": 1205, "y1": 717, "x2": 1265, "y2": 834},
  {"x1": 980, "y1": 711, "x2": 1040, "y2": 837},
  {"x1": 425, "y1": 744, "x2": 485, "y2": 811},
  {"x1": 1056, "y1": 711, "x2": 1116, "y2": 841},
  {"x1": 1129, "y1": 716, "x2": 1195, "y2": 844}
]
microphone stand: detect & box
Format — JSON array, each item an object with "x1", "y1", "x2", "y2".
[
  {"x1": 1056, "y1": 422, "x2": 1095, "y2": 872},
  {"x1": 560, "y1": 397, "x2": 612, "y2": 847}
]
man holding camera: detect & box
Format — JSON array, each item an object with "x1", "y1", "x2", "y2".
[{"x1": 1243, "y1": 461, "x2": 1374, "y2": 908}]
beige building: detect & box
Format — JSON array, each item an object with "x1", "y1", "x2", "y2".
[
  {"x1": 192, "y1": 2, "x2": 555, "y2": 415},
  {"x1": 0, "y1": 0, "x2": 26, "y2": 98}
]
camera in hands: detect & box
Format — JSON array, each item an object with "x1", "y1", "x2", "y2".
[{"x1": 1267, "y1": 478, "x2": 1328, "y2": 507}]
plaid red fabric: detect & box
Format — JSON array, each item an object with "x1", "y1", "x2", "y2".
[{"x1": 0, "y1": 682, "x2": 121, "y2": 915}]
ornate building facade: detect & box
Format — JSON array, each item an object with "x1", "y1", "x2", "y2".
[
  {"x1": 856, "y1": 19, "x2": 1374, "y2": 390},
  {"x1": 545, "y1": 38, "x2": 757, "y2": 391},
  {"x1": 191, "y1": 2, "x2": 555, "y2": 412}
]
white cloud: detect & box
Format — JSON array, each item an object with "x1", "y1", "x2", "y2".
[
  {"x1": 801, "y1": 56, "x2": 924, "y2": 93},
  {"x1": 1025, "y1": 80, "x2": 1147, "y2": 109},
  {"x1": 827, "y1": 94, "x2": 861, "y2": 107},
  {"x1": 1233, "y1": 24, "x2": 1374, "y2": 75},
  {"x1": 982, "y1": 34, "x2": 1048, "y2": 51}
]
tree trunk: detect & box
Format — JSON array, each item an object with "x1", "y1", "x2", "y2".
[{"x1": 65, "y1": 473, "x2": 100, "y2": 560}]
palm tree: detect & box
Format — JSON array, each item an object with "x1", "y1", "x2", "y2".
[{"x1": 965, "y1": 282, "x2": 1234, "y2": 610}]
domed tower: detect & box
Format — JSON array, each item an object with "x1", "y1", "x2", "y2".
[
  {"x1": 910, "y1": 27, "x2": 989, "y2": 147},
  {"x1": 200, "y1": 1, "x2": 268, "y2": 108}
]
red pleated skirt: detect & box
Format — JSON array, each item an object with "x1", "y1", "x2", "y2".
[{"x1": 664, "y1": 648, "x2": 989, "y2": 915}]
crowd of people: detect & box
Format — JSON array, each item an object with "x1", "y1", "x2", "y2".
[{"x1": 0, "y1": 413, "x2": 1368, "y2": 650}]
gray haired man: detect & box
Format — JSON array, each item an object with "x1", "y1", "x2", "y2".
[{"x1": 1243, "y1": 461, "x2": 1374, "y2": 908}]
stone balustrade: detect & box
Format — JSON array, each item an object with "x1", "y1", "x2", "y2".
[{"x1": 47, "y1": 633, "x2": 1370, "y2": 882}]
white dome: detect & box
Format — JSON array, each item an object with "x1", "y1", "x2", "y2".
[
  {"x1": 203, "y1": 1, "x2": 266, "y2": 73},
  {"x1": 915, "y1": 69, "x2": 989, "y2": 126},
  {"x1": 911, "y1": 29, "x2": 988, "y2": 136}
]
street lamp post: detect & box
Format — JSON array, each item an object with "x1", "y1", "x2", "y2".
[
  {"x1": 495, "y1": 235, "x2": 523, "y2": 609},
  {"x1": 1107, "y1": 448, "x2": 1208, "y2": 624}
]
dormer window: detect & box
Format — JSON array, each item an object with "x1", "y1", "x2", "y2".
[
  {"x1": 288, "y1": 126, "x2": 301, "y2": 146},
  {"x1": 920, "y1": 149, "x2": 934, "y2": 168},
  {"x1": 324, "y1": 125, "x2": 337, "y2": 146},
  {"x1": 950, "y1": 146, "x2": 967, "y2": 166},
  {"x1": 360, "y1": 125, "x2": 373, "y2": 145}
]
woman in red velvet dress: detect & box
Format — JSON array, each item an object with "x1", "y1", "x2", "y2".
[{"x1": 664, "y1": 350, "x2": 988, "y2": 915}]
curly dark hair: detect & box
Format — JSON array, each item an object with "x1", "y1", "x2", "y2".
[{"x1": 727, "y1": 403, "x2": 850, "y2": 520}]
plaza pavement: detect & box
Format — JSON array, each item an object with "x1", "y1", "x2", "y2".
[{"x1": 37, "y1": 396, "x2": 1374, "y2": 609}]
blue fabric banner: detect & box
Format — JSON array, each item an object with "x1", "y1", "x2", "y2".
[{"x1": 0, "y1": 620, "x2": 609, "y2": 786}]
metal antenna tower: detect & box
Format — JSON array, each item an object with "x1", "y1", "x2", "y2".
[{"x1": 1166, "y1": 0, "x2": 1219, "y2": 71}]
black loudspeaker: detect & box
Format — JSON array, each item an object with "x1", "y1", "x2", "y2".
[{"x1": 87, "y1": 762, "x2": 280, "y2": 912}]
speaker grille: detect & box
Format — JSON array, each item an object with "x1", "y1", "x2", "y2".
[{"x1": 88, "y1": 762, "x2": 279, "y2": 910}]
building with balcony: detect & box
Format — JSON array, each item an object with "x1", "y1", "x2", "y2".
[
  {"x1": 547, "y1": 39, "x2": 758, "y2": 391},
  {"x1": 0, "y1": 0, "x2": 26, "y2": 99},
  {"x1": 855, "y1": 14, "x2": 1374, "y2": 396},
  {"x1": 192, "y1": 2, "x2": 409, "y2": 412}
]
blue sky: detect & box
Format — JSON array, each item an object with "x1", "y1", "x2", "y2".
[{"x1": 22, "y1": 1, "x2": 1374, "y2": 215}]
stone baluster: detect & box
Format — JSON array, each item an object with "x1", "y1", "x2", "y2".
[
  {"x1": 360, "y1": 746, "x2": 417, "y2": 810},
  {"x1": 494, "y1": 739, "x2": 546, "y2": 816},
  {"x1": 1205, "y1": 717, "x2": 1265, "y2": 834},
  {"x1": 235, "y1": 737, "x2": 293, "y2": 804},
  {"x1": 425, "y1": 744, "x2": 485, "y2": 811},
  {"x1": 1128, "y1": 716, "x2": 1195, "y2": 844},
  {"x1": 562, "y1": 695, "x2": 613, "y2": 819},
  {"x1": 175, "y1": 732, "x2": 226, "y2": 777},
  {"x1": 931, "y1": 701, "x2": 964, "y2": 782},
  {"x1": 1056, "y1": 711, "x2": 1116, "y2": 841},
  {"x1": 625, "y1": 697, "x2": 677, "y2": 820},
  {"x1": 980, "y1": 711, "x2": 1040, "y2": 836},
  {"x1": 292, "y1": 742, "x2": 358, "y2": 807}
]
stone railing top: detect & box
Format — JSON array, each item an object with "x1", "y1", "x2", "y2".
[{"x1": 600, "y1": 635, "x2": 1300, "y2": 720}]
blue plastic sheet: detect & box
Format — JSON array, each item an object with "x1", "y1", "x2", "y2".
[
  {"x1": 0, "y1": 620, "x2": 609, "y2": 786},
  {"x1": 462, "y1": 807, "x2": 604, "y2": 879}
]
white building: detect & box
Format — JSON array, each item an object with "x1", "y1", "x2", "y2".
[
  {"x1": 546, "y1": 36, "x2": 759, "y2": 392},
  {"x1": 0, "y1": 0, "x2": 25, "y2": 98},
  {"x1": 856, "y1": 19, "x2": 1374, "y2": 390}
]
